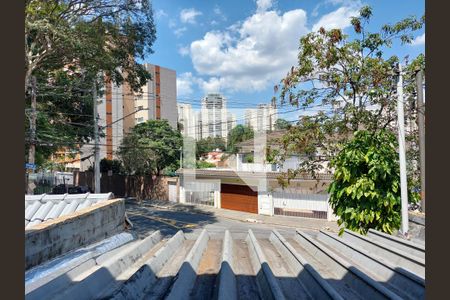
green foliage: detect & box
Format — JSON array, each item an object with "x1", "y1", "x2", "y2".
[
  {"x1": 196, "y1": 160, "x2": 216, "y2": 169},
  {"x1": 25, "y1": 0, "x2": 157, "y2": 164},
  {"x1": 100, "y1": 159, "x2": 124, "y2": 174},
  {"x1": 243, "y1": 154, "x2": 254, "y2": 163},
  {"x1": 196, "y1": 137, "x2": 226, "y2": 159},
  {"x1": 274, "y1": 118, "x2": 292, "y2": 130},
  {"x1": 25, "y1": 0, "x2": 156, "y2": 90},
  {"x1": 328, "y1": 130, "x2": 418, "y2": 235},
  {"x1": 272, "y1": 5, "x2": 424, "y2": 185},
  {"x1": 118, "y1": 120, "x2": 182, "y2": 176},
  {"x1": 227, "y1": 125, "x2": 254, "y2": 153}
]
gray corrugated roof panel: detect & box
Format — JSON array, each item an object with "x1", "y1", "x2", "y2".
[
  {"x1": 25, "y1": 194, "x2": 47, "y2": 201},
  {"x1": 43, "y1": 200, "x2": 67, "y2": 222},
  {"x1": 41, "y1": 194, "x2": 68, "y2": 202},
  {"x1": 76, "y1": 199, "x2": 93, "y2": 211},
  {"x1": 25, "y1": 193, "x2": 115, "y2": 229},
  {"x1": 25, "y1": 201, "x2": 43, "y2": 226},
  {"x1": 25, "y1": 194, "x2": 46, "y2": 210},
  {"x1": 27, "y1": 201, "x2": 56, "y2": 228},
  {"x1": 86, "y1": 192, "x2": 114, "y2": 200},
  {"x1": 59, "y1": 198, "x2": 84, "y2": 217}
]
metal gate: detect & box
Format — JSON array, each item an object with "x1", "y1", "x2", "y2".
[
  {"x1": 273, "y1": 191, "x2": 328, "y2": 219},
  {"x1": 168, "y1": 181, "x2": 177, "y2": 202},
  {"x1": 184, "y1": 181, "x2": 218, "y2": 207}
]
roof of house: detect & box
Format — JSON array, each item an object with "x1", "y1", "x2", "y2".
[
  {"x1": 176, "y1": 168, "x2": 332, "y2": 181},
  {"x1": 236, "y1": 130, "x2": 287, "y2": 153},
  {"x1": 25, "y1": 193, "x2": 114, "y2": 229}
]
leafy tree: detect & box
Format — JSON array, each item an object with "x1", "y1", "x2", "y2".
[
  {"x1": 118, "y1": 120, "x2": 182, "y2": 176},
  {"x1": 274, "y1": 118, "x2": 292, "y2": 130},
  {"x1": 272, "y1": 5, "x2": 424, "y2": 180},
  {"x1": 328, "y1": 130, "x2": 419, "y2": 235},
  {"x1": 25, "y1": 0, "x2": 157, "y2": 166},
  {"x1": 25, "y1": 0, "x2": 156, "y2": 90},
  {"x1": 227, "y1": 125, "x2": 254, "y2": 153},
  {"x1": 196, "y1": 137, "x2": 226, "y2": 159},
  {"x1": 100, "y1": 158, "x2": 124, "y2": 174},
  {"x1": 196, "y1": 160, "x2": 216, "y2": 169}
]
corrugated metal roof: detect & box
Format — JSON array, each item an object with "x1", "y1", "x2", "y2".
[
  {"x1": 25, "y1": 228, "x2": 425, "y2": 299},
  {"x1": 25, "y1": 193, "x2": 114, "y2": 229}
]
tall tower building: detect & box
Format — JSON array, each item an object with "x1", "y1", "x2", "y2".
[
  {"x1": 177, "y1": 103, "x2": 199, "y2": 140},
  {"x1": 200, "y1": 93, "x2": 235, "y2": 141},
  {"x1": 245, "y1": 104, "x2": 277, "y2": 132}
]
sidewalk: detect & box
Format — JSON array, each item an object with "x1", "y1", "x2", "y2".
[{"x1": 135, "y1": 199, "x2": 339, "y2": 232}]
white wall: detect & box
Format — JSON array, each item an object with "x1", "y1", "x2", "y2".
[{"x1": 273, "y1": 191, "x2": 329, "y2": 212}]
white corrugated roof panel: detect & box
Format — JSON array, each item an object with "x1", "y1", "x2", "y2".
[{"x1": 25, "y1": 193, "x2": 115, "y2": 229}]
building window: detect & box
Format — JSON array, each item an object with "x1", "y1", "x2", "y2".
[
  {"x1": 136, "y1": 117, "x2": 144, "y2": 123},
  {"x1": 136, "y1": 105, "x2": 144, "y2": 110}
]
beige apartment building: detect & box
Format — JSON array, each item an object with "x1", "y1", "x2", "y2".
[
  {"x1": 133, "y1": 63, "x2": 178, "y2": 129},
  {"x1": 78, "y1": 64, "x2": 177, "y2": 171}
]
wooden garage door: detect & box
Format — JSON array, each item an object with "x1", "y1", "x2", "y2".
[{"x1": 221, "y1": 184, "x2": 258, "y2": 213}]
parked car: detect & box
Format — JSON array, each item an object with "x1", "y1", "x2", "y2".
[
  {"x1": 51, "y1": 184, "x2": 69, "y2": 194},
  {"x1": 68, "y1": 185, "x2": 92, "y2": 194},
  {"x1": 51, "y1": 184, "x2": 92, "y2": 194}
]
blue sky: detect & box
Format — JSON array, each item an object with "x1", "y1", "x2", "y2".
[{"x1": 145, "y1": 0, "x2": 425, "y2": 122}]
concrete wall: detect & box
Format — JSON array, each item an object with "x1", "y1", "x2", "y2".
[{"x1": 25, "y1": 199, "x2": 126, "y2": 270}]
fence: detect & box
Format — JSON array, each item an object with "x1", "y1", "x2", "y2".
[
  {"x1": 25, "y1": 171, "x2": 74, "y2": 195},
  {"x1": 75, "y1": 171, "x2": 176, "y2": 201},
  {"x1": 183, "y1": 181, "x2": 218, "y2": 207},
  {"x1": 272, "y1": 191, "x2": 329, "y2": 219}
]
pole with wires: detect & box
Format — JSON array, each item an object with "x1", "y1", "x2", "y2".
[
  {"x1": 415, "y1": 69, "x2": 425, "y2": 212},
  {"x1": 397, "y1": 63, "x2": 409, "y2": 237},
  {"x1": 26, "y1": 76, "x2": 37, "y2": 194},
  {"x1": 93, "y1": 82, "x2": 101, "y2": 193}
]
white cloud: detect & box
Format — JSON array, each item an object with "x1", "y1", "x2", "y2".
[
  {"x1": 312, "y1": 4, "x2": 361, "y2": 32},
  {"x1": 213, "y1": 5, "x2": 227, "y2": 22},
  {"x1": 155, "y1": 9, "x2": 167, "y2": 19},
  {"x1": 180, "y1": 8, "x2": 203, "y2": 24},
  {"x1": 174, "y1": 27, "x2": 187, "y2": 38},
  {"x1": 168, "y1": 19, "x2": 176, "y2": 28},
  {"x1": 411, "y1": 33, "x2": 425, "y2": 46},
  {"x1": 177, "y1": 72, "x2": 196, "y2": 97},
  {"x1": 256, "y1": 0, "x2": 274, "y2": 13},
  {"x1": 190, "y1": 9, "x2": 309, "y2": 93},
  {"x1": 178, "y1": 45, "x2": 190, "y2": 57}
]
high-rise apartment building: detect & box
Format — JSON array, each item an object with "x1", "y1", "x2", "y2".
[
  {"x1": 133, "y1": 63, "x2": 178, "y2": 130},
  {"x1": 200, "y1": 93, "x2": 236, "y2": 141},
  {"x1": 177, "y1": 103, "x2": 199, "y2": 140},
  {"x1": 245, "y1": 104, "x2": 277, "y2": 132},
  {"x1": 79, "y1": 64, "x2": 177, "y2": 171},
  {"x1": 80, "y1": 79, "x2": 125, "y2": 170}
]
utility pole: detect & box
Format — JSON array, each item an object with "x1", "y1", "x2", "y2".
[
  {"x1": 27, "y1": 76, "x2": 37, "y2": 194},
  {"x1": 416, "y1": 69, "x2": 425, "y2": 212},
  {"x1": 93, "y1": 82, "x2": 101, "y2": 193},
  {"x1": 180, "y1": 146, "x2": 183, "y2": 169},
  {"x1": 397, "y1": 63, "x2": 409, "y2": 237}
]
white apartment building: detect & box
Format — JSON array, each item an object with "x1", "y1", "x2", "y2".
[
  {"x1": 245, "y1": 104, "x2": 277, "y2": 132},
  {"x1": 177, "y1": 103, "x2": 199, "y2": 140},
  {"x1": 200, "y1": 93, "x2": 236, "y2": 141}
]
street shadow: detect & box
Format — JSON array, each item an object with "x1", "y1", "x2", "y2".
[{"x1": 125, "y1": 200, "x2": 217, "y2": 238}]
